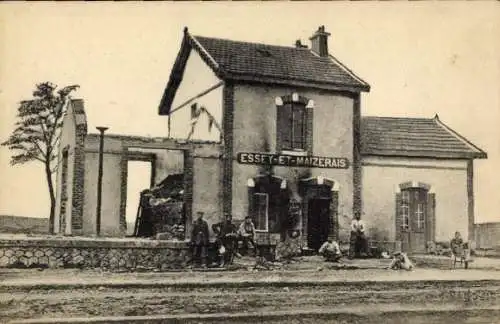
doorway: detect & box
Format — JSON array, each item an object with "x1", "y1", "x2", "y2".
[
  {"x1": 125, "y1": 161, "x2": 153, "y2": 236},
  {"x1": 398, "y1": 188, "x2": 429, "y2": 253},
  {"x1": 307, "y1": 198, "x2": 331, "y2": 251}
]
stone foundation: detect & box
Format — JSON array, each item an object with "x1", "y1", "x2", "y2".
[{"x1": 0, "y1": 236, "x2": 189, "y2": 271}]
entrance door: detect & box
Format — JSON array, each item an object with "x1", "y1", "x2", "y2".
[
  {"x1": 399, "y1": 188, "x2": 428, "y2": 253},
  {"x1": 307, "y1": 198, "x2": 331, "y2": 251}
]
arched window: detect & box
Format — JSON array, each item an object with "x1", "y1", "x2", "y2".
[{"x1": 248, "y1": 175, "x2": 289, "y2": 233}]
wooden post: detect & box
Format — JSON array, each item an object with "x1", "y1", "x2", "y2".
[
  {"x1": 467, "y1": 159, "x2": 475, "y2": 243},
  {"x1": 96, "y1": 126, "x2": 108, "y2": 236}
]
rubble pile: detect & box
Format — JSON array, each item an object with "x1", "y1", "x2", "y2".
[{"x1": 135, "y1": 174, "x2": 186, "y2": 240}]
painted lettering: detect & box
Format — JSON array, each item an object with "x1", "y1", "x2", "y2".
[{"x1": 237, "y1": 152, "x2": 349, "y2": 169}]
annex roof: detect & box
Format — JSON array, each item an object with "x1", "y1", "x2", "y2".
[{"x1": 361, "y1": 115, "x2": 487, "y2": 159}]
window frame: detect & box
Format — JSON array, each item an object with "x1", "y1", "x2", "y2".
[
  {"x1": 252, "y1": 192, "x2": 269, "y2": 232},
  {"x1": 276, "y1": 94, "x2": 312, "y2": 154},
  {"x1": 400, "y1": 188, "x2": 427, "y2": 233},
  {"x1": 280, "y1": 102, "x2": 307, "y2": 152},
  {"x1": 401, "y1": 198, "x2": 409, "y2": 231},
  {"x1": 416, "y1": 203, "x2": 425, "y2": 230}
]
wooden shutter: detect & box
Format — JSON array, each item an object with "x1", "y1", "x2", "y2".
[
  {"x1": 329, "y1": 191, "x2": 339, "y2": 241},
  {"x1": 248, "y1": 187, "x2": 255, "y2": 220},
  {"x1": 426, "y1": 193, "x2": 436, "y2": 243},
  {"x1": 277, "y1": 103, "x2": 292, "y2": 151},
  {"x1": 395, "y1": 193, "x2": 402, "y2": 241},
  {"x1": 305, "y1": 108, "x2": 314, "y2": 154},
  {"x1": 292, "y1": 104, "x2": 305, "y2": 150}
]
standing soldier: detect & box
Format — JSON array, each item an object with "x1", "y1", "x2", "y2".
[
  {"x1": 190, "y1": 211, "x2": 209, "y2": 268},
  {"x1": 349, "y1": 211, "x2": 368, "y2": 258}
]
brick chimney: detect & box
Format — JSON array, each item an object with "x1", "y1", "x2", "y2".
[{"x1": 309, "y1": 25, "x2": 331, "y2": 57}]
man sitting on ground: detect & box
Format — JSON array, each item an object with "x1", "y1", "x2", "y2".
[
  {"x1": 388, "y1": 252, "x2": 414, "y2": 271},
  {"x1": 319, "y1": 239, "x2": 342, "y2": 262}
]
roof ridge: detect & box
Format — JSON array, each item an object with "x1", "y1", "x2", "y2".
[
  {"x1": 192, "y1": 35, "x2": 307, "y2": 50},
  {"x1": 362, "y1": 115, "x2": 434, "y2": 121}
]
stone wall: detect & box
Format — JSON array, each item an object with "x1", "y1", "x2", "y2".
[
  {"x1": 0, "y1": 237, "x2": 190, "y2": 271},
  {"x1": 475, "y1": 222, "x2": 500, "y2": 250}
]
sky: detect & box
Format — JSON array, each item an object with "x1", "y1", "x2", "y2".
[{"x1": 0, "y1": 2, "x2": 499, "y2": 223}]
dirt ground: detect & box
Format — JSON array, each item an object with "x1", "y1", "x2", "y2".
[{"x1": 2, "y1": 255, "x2": 500, "y2": 323}]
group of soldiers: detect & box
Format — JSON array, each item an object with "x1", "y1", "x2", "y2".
[
  {"x1": 190, "y1": 211, "x2": 257, "y2": 268},
  {"x1": 190, "y1": 209, "x2": 373, "y2": 268}
]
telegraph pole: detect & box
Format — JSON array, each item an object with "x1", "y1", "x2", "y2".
[{"x1": 96, "y1": 126, "x2": 108, "y2": 236}]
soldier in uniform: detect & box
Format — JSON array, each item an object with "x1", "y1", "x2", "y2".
[
  {"x1": 190, "y1": 211, "x2": 209, "y2": 268},
  {"x1": 213, "y1": 213, "x2": 238, "y2": 267}
]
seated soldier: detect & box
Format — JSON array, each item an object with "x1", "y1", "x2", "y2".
[
  {"x1": 214, "y1": 213, "x2": 238, "y2": 267},
  {"x1": 450, "y1": 231, "x2": 470, "y2": 267},
  {"x1": 238, "y1": 216, "x2": 257, "y2": 256},
  {"x1": 450, "y1": 231, "x2": 464, "y2": 258},
  {"x1": 388, "y1": 252, "x2": 414, "y2": 271},
  {"x1": 319, "y1": 239, "x2": 342, "y2": 262}
]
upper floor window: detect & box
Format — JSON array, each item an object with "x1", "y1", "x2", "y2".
[
  {"x1": 282, "y1": 102, "x2": 306, "y2": 151},
  {"x1": 276, "y1": 94, "x2": 314, "y2": 153}
]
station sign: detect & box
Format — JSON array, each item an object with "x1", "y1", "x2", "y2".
[{"x1": 236, "y1": 152, "x2": 349, "y2": 169}]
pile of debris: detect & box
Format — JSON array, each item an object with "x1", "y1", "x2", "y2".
[{"x1": 134, "y1": 174, "x2": 186, "y2": 240}]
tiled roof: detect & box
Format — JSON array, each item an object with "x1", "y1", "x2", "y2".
[
  {"x1": 192, "y1": 35, "x2": 369, "y2": 91},
  {"x1": 361, "y1": 116, "x2": 487, "y2": 159},
  {"x1": 160, "y1": 28, "x2": 370, "y2": 115}
]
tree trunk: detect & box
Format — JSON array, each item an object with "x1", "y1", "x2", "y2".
[{"x1": 45, "y1": 161, "x2": 56, "y2": 234}]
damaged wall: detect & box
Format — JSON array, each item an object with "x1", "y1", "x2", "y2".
[{"x1": 79, "y1": 134, "x2": 221, "y2": 238}]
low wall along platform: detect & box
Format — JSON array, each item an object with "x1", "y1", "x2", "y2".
[{"x1": 0, "y1": 236, "x2": 190, "y2": 270}]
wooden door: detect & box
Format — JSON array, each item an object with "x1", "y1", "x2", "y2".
[
  {"x1": 409, "y1": 189, "x2": 427, "y2": 253},
  {"x1": 397, "y1": 188, "x2": 429, "y2": 253},
  {"x1": 307, "y1": 198, "x2": 331, "y2": 251}
]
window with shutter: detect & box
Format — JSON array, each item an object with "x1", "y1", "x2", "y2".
[{"x1": 276, "y1": 95, "x2": 310, "y2": 152}]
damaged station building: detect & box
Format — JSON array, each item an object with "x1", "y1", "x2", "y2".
[{"x1": 54, "y1": 26, "x2": 487, "y2": 254}]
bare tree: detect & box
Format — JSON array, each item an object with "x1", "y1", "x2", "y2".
[{"x1": 2, "y1": 82, "x2": 79, "y2": 234}]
